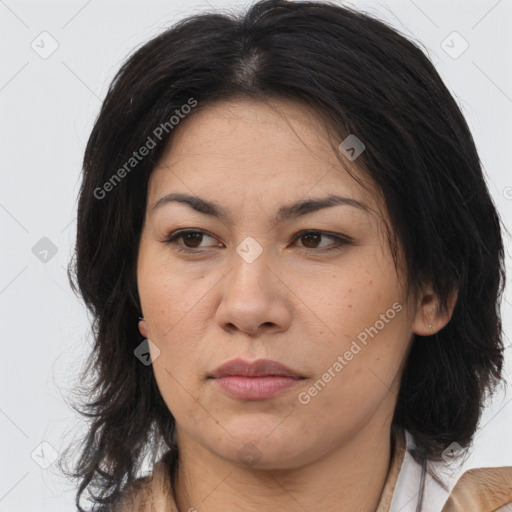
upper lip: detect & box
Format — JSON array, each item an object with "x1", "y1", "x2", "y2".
[{"x1": 209, "y1": 358, "x2": 303, "y2": 378}]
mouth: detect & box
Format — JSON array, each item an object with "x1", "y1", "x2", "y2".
[{"x1": 208, "y1": 358, "x2": 305, "y2": 400}]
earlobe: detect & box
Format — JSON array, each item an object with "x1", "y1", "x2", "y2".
[{"x1": 138, "y1": 318, "x2": 148, "y2": 338}]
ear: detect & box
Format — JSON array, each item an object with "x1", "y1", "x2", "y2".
[
  {"x1": 138, "y1": 319, "x2": 148, "y2": 338},
  {"x1": 412, "y1": 285, "x2": 458, "y2": 336}
]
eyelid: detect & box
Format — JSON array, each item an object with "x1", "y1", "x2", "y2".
[{"x1": 293, "y1": 229, "x2": 352, "y2": 244}]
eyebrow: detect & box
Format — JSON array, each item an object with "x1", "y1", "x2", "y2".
[{"x1": 152, "y1": 192, "x2": 369, "y2": 224}]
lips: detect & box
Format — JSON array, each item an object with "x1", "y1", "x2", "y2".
[
  {"x1": 208, "y1": 358, "x2": 305, "y2": 400},
  {"x1": 209, "y1": 358, "x2": 303, "y2": 379}
]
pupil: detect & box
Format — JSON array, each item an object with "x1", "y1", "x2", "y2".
[
  {"x1": 302, "y1": 233, "x2": 320, "y2": 248},
  {"x1": 184, "y1": 233, "x2": 202, "y2": 248}
]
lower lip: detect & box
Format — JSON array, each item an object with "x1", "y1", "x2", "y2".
[{"x1": 210, "y1": 376, "x2": 303, "y2": 400}]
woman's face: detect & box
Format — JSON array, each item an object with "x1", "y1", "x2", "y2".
[{"x1": 137, "y1": 97, "x2": 429, "y2": 469}]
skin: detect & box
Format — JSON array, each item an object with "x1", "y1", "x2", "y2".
[{"x1": 136, "y1": 97, "x2": 456, "y2": 512}]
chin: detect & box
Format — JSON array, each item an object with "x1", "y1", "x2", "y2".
[{"x1": 209, "y1": 427, "x2": 314, "y2": 470}]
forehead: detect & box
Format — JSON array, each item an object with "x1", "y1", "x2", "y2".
[{"x1": 147, "y1": 97, "x2": 380, "y2": 214}]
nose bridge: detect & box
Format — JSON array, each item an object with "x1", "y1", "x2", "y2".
[
  {"x1": 215, "y1": 239, "x2": 291, "y2": 335},
  {"x1": 228, "y1": 239, "x2": 273, "y2": 300}
]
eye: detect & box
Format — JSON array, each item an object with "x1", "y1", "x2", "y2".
[
  {"x1": 292, "y1": 230, "x2": 351, "y2": 252},
  {"x1": 163, "y1": 229, "x2": 351, "y2": 255},
  {"x1": 164, "y1": 229, "x2": 221, "y2": 253}
]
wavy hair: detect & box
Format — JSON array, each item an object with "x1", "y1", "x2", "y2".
[{"x1": 60, "y1": 1, "x2": 507, "y2": 510}]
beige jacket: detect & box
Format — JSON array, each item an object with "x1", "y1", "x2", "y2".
[{"x1": 116, "y1": 431, "x2": 512, "y2": 511}]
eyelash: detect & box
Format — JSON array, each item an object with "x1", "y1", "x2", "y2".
[{"x1": 163, "y1": 229, "x2": 351, "y2": 255}]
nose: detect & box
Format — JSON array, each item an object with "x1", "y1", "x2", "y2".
[{"x1": 214, "y1": 247, "x2": 292, "y2": 337}]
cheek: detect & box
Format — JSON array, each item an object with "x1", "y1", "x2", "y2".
[
  {"x1": 138, "y1": 263, "x2": 209, "y2": 412},
  {"x1": 292, "y1": 256, "x2": 402, "y2": 347},
  {"x1": 295, "y1": 323, "x2": 409, "y2": 443},
  {"x1": 138, "y1": 253, "x2": 212, "y2": 343},
  {"x1": 151, "y1": 358, "x2": 208, "y2": 435},
  {"x1": 291, "y1": 258, "x2": 409, "y2": 402}
]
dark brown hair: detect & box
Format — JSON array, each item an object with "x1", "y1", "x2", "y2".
[{"x1": 61, "y1": 1, "x2": 507, "y2": 510}]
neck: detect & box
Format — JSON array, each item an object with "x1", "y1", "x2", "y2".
[{"x1": 172, "y1": 418, "x2": 396, "y2": 512}]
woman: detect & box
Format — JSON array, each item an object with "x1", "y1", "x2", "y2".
[{"x1": 63, "y1": 1, "x2": 512, "y2": 510}]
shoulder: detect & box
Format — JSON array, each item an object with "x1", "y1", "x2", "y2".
[
  {"x1": 114, "y1": 453, "x2": 178, "y2": 512},
  {"x1": 441, "y1": 466, "x2": 512, "y2": 512},
  {"x1": 390, "y1": 431, "x2": 512, "y2": 512}
]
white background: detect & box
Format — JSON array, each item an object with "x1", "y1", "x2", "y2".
[{"x1": 0, "y1": 0, "x2": 511, "y2": 510}]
